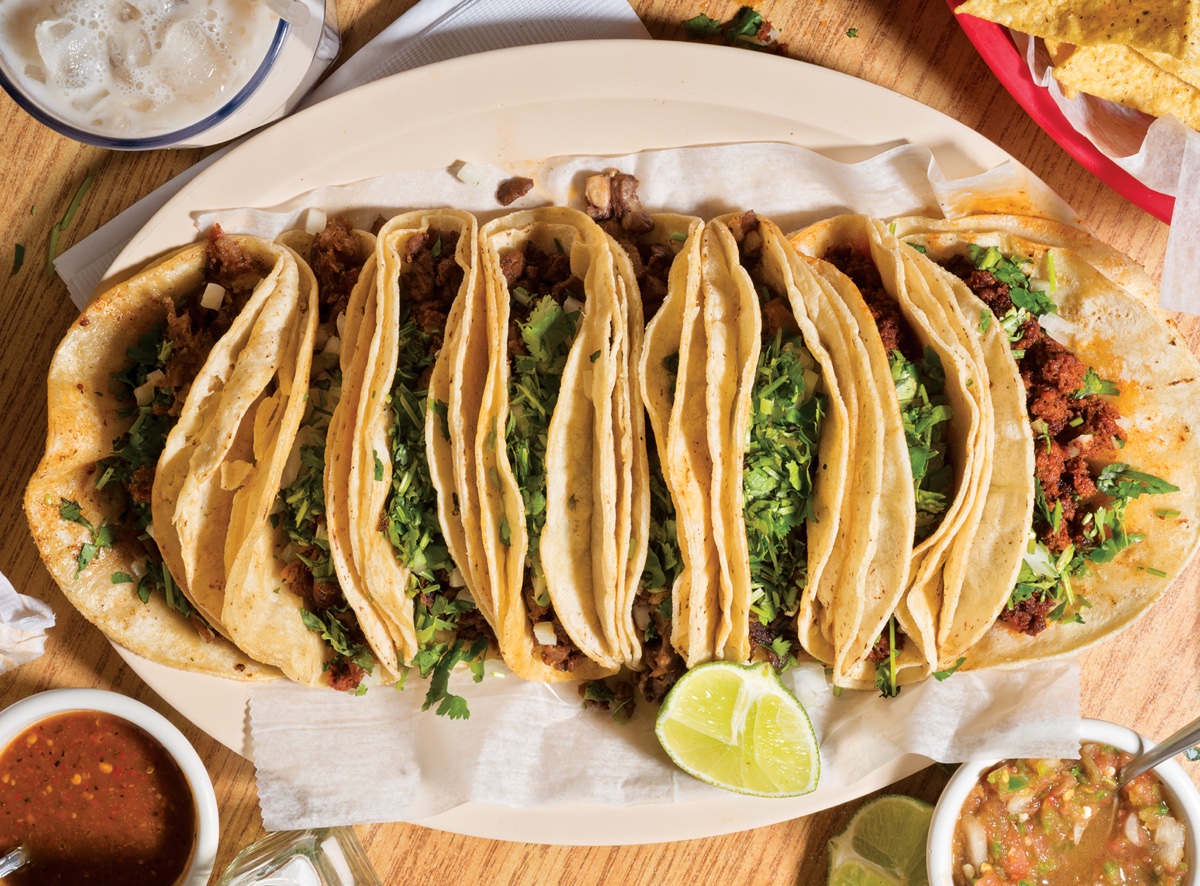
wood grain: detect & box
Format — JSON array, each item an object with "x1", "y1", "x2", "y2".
[{"x1": 0, "y1": 0, "x2": 1195, "y2": 883}]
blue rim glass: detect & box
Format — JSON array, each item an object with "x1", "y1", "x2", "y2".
[{"x1": 0, "y1": 18, "x2": 288, "y2": 150}]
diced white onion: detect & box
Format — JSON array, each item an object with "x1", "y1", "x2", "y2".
[
  {"x1": 1073, "y1": 822, "x2": 1086, "y2": 845},
  {"x1": 455, "y1": 162, "x2": 486, "y2": 186},
  {"x1": 1125, "y1": 811, "x2": 1144, "y2": 845},
  {"x1": 513, "y1": 288, "x2": 533, "y2": 307},
  {"x1": 564, "y1": 295, "x2": 584, "y2": 316},
  {"x1": 802, "y1": 369, "x2": 820, "y2": 400},
  {"x1": 322, "y1": 335, "x2": 341, "y2": 356},
  {"x1": 533, "y1": 622, "x2": 557, "y2": 646},
  {"x1": 336, "y1": 310, "x2": 346, "y2": 339},
  {"x1": 304, "y1": 208, "x2": 327, "y2": 235},
  {"x1": 1029, "y1": 278, "x2": 1051, "y2": 292},
  {"x1": 1007, "y1": 794, "x2": 1034, "y2": 816},
  {"x1": 632, "y1": 603, "x2": 651, "y2": 631},
  {"x1": 1038, "y1": 311, "x2": 1074, "y2": 343},
  {"x1": 145, "y1": 369, "x2": 164, "y2": 386},
  {"x1": 200, "y1": 282, "x2": 226, "y2": 310},
  {"x1": 130, "y1": 559, "x2": 148, "y2": 579},
  {"x1": 448, "y1": 568, "x2": 465, "y2": 589},
  {"x1": 962, "y1": 816, "x2": 987, "y2": 870},
  {"x1": 1155, "y1": 816, "x2": 1185, "y2": 869},
  {"x1": 133, "y1": 380, "x2": 156, "y2": 406}
]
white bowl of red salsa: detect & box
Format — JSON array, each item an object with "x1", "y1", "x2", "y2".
[
  {"x1": 928, "y1": 718, "x2": 1200, "y2": 886},
  {"x1": 0, "y1": 688, "x2": 219, "y2": 886}
]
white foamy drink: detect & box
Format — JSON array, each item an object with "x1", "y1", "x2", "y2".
[{"x1": 0, "y1": 0, "x2": 278, "y2": 139}]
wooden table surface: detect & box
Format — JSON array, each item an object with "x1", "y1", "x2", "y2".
[{"x1": 2, "y1": 0, "x2": 1197, "y2": 883}]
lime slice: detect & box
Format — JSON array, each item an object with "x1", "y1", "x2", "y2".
[
  {"x1": 654, "y1": 660, "x2": 819, "y2": 797},
  {"x1": 827, "y1": 794, "x2": 933, "y2": 886}
]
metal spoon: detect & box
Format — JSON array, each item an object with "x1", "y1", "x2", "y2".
[
  {"x1": 1116, "y1": 713, "x2": 1200, "y2": 789},
  {"x1": 0, "y1": 846, "x2": 29, "y2": 877}
]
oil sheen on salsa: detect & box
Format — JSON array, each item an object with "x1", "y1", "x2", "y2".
[
  {"x1": 0, "y1": 710, "x2": 196, "y2": 886},
  {"x1": 953, "y1": 742, "x2": 1188, "y2": 886}
]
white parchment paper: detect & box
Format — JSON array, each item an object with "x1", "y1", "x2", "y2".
[{"x1": 227, "y1": 142, "x2": 1086, "y2": 829}]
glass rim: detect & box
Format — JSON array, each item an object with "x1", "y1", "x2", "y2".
[{"x1": 0, "y1": 16, "x2": 288, "y2": 150}]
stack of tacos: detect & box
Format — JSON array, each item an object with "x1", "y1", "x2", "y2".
[{"x1": 25, "y1": 199, "x2": 1200, "y2": 704}]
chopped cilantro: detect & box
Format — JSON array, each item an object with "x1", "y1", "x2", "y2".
[
  {"x1": 744, "y1": 325, "x2": 825, "y2": 631},
  {"x1": 682, "y1": 13, "x2": 721, "y2": 38},
  {"x1": 111, "y1": 571, "x2": 134, "y2": 584},
  {"x1": 12, "y1": 243, "x2": 24, "y2": 276},
  {"x1": 507, "y1": 292, "x2": 580, "y2": 616},
  {"x1": 1157, "y1": 508, "x2": 1181, "y2": 518},
  {"x1": 873, "y1": 618, "x2": 900, "y2": 698},
  {"x1": 683, "y1": 6, "x2": 777, "y2": 50},
  {"x1": 846, "y1": 27, "x2": 858, "y2": 37},
  {"x1": 47, "y1": 175, "x2": 94, "y2": 275},
  {"x1": 890, "y1": 348, "x2": 953, "y2": 542},
  {"x1": 58, "y1": 498, "x2": 117, "y2": 576},
  {"x1": 1075, "y1": 368, "x2": 1120, "y2": 399},
  {"x1": 978, "y1": 310, "x2": 991, "y2": 334},
  {"x1": 384, "y1": 301, "x2": 485, "y2": 717},
  {"x1": 933, "y1": 657, "x2": 966, "y2": 681}
]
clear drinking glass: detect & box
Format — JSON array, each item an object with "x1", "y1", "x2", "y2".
[
  {"x1": 0, "y1": 0, "x2": 340, "y2": 149},
  {"x1": 215, "y1": 828, "x2": 382, "y2": 886}
]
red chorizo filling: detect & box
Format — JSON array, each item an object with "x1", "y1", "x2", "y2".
[{"x1": 942, "y1": 245, "x2": 1177, "y2": 636}]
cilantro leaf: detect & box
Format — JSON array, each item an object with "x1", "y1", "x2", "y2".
[
  {"x1": 683, "y1": 13, "x2": 721, "y2": 38},
  {"x1": 1095, "y1": 464, "x2": 1178, "y2": 500},
  {"x1": 933, "y1": 657, "x2": 966, "y2": 681}
]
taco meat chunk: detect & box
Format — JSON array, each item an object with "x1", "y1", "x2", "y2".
[
  {"x1": 309, "y1": 217, "x2": 363, "y2": 322},
  {"x1": 160, "y1": 227, "x2": 267, "y2": 416},
  {"x1": 584, "y1": 171, "x2": 676, "y2": 319},
  {"x1": 496, "y1": 176, "x2": 534, "y2": 206},
  {"x1": 400, "y1": 227, "x2": 463, "y2": 352},
  {"x1": 824, "y1": 246, "x2": 916, "y2": 357}
]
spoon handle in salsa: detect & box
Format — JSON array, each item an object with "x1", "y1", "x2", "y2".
[
  {"x1": 0, "y1": 846, "x2": 28, "y2": 876},
  {"x1": 1118, "y1": 714, "x2": 1200, "y2": 788}
]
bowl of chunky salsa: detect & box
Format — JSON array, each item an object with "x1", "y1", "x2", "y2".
[
  {"x1": 927, "y1": 718, "x2": 1200, "y2": 886},
  {"x1": 0, "y1": 688, "x2": 218, "y2": 886}
]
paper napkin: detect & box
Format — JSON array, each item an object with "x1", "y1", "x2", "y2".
[
  {"x1": 54, "y1": 0, "x2": 649, "y2": 309},
  {"x1": 0, "y1": 570, "x2": 55, "y2": 674}
]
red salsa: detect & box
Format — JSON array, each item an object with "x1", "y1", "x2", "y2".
[
  {"x1": 0, "y1": 710, "x2": 196, "y2": 886},
  {"x1": 953, "y1": 743, "x2": 1188, "y2": 886}
]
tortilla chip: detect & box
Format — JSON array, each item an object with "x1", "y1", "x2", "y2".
[
  {"x1": 955, "y1": 0, "x2": 1200, "y2": 61},
  {"x1": 1053, "y1": 42, "x2": 1200, "y2": 128}
]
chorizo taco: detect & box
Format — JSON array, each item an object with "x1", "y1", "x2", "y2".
[
  {"x1": 25, "y1": 228, "x2": 292, "y2": 678},
  {"x1": 476, "y1": 207, "x2": 628, "y2": 682},
  {"x1": 790, "y1": 215, "x2": 991, "y2": 692},
  {"x1": 346, "y1": 209, "x2": 498, "y2": 714},
  {"x1": 893, "y1": 215, "x2": 1200, "y2": 669}
]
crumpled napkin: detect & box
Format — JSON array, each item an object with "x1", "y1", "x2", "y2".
[
  {"x1": 0, "y1": 570, "x2": 55, "y2": 673},
  {"x1": 1014, "y1": 31, "x2": 1200, "y2": 314},
  {"x1": 53, "y1": 0, "x2": 649, "y2": 309}
]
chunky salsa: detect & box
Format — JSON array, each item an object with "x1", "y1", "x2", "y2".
[
  {"x1": 953, "y1": 742, "x2": 1188, "y2": 886},
  {"x1": 0, "y1": 710, "x2": 196, "y2": 886}
]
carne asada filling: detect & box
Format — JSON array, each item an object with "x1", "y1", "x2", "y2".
[
  {"x1": 634, "y1": 438, "x2": 685, "y2": 703},
  {"x1": 502, "y1": 239, "x2": 590, "y2": 671},
  {"x1": 824, "y1": 245, "x2": 954, "y2": 544},
  {"x1": 307, "y1": 216, "x2": 364, "y2": 324},
  {"x1": 944, "y1": 245, "x2": 1177, "y2": 635},
  {"x1": 278, "y1": 223, "x2": 375, "y2": 691},
  {"x1": 584, "y1": 170, "x2": 677, "y2": 319},
  {"x1": 90, "y1": 227, "x2": 267, "y2": 638},
  {"x1": 734, "y1": 213, "x2": 820, "y2": 670},
  {"x1": 384, "y1": 229, "x2": 491, "y2": 715},
  {"x1": 280, "y1": 367, "x2": 375, "y2": 692}
]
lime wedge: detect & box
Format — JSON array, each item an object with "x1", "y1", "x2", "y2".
[
  {"x1": 654, "y1": 660, "x2": 819, "y2": 797},
  {"x1": 827, "y1": 794, "x2": 933, "y2": 886}
]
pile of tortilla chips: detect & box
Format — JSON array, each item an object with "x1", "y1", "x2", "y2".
[{"x1": 956, "y1": 0, "x2": 1200, "y2": 130}]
